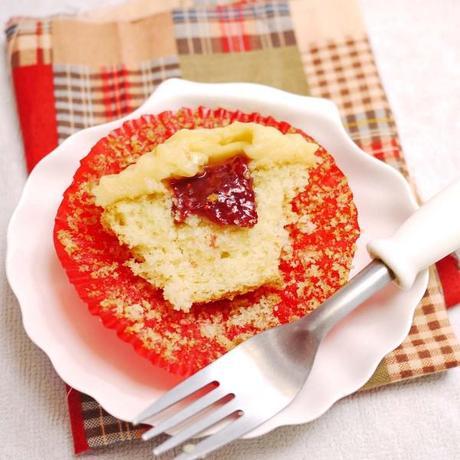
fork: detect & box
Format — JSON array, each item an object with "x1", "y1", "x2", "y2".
[{"x1": 133, "y1": 179, "x2": 460, "y2": 459}]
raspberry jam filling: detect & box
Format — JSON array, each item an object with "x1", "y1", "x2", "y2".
[{"x1": 169, "y1": 155, "x2": 258, "y2": 227}]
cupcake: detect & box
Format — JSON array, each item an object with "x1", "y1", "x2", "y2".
[{"x1": 54, "y1": 107, "x2": 359, "y2": 375}]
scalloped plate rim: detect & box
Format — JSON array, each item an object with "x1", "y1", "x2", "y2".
[{"x1": 6, "y1": 79, "x2": 428, "y2": 438}]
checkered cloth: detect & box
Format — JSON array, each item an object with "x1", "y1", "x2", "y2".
[{"x1": 5, "y1": 0, "x2": 460, "y2": 454}]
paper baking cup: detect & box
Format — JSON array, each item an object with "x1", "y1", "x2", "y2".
[{"x1": 54, "y1": 107, "x2": 359, "y2": 376}]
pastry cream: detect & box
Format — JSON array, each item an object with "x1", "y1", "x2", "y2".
[{"x1": 93, "y1": 122, "x2": 317, "y2": 207}]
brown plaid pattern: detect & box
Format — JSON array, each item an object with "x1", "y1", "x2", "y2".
[
  {"x1": 384, "y1": 268, "x2": 460, "y2": 381},
  {"x1": 173, "y1": 1, "x2": 296, "y2": 54},
  {"x1": 53, "y1": 57, "x2": 181, "y2": 142},
  {"x1": 304, "y1": 37, "x2": 389, "y2": 116},
  {"x1": 79, "y1": 392, "x2": 144, "y2": 444},
  {"x1": 78, "y1": 392, "x2": 184, "y2": 452},
  {"x1": 6, "y1": 18, "x2": 52, "y2": 67},
  {"x1": 303, "y1": 36, "x2": 410, "y2": 178},
  {"x1": 345, "y1": 109, "x2": 407, "y2": 176}
]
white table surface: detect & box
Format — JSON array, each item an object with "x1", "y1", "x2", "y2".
[{"x1": 1, "y1": 1, "x2": 459, "y2": 459}]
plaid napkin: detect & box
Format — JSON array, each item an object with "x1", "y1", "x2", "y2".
[{"x1": 6, "y1": 0, "x2": 460, "y2": 454}]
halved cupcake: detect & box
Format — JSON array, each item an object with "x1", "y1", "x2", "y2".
[
  {"x1": 54, "y1": 107, "x2": 360, "y2": 375},
  {"x1": 94, "y1": 122, "x2": 318, "y2": 312}
]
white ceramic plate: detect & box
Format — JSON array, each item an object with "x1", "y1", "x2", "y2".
[{"x1": 6, "y1": 79, "x2": 428, "y2": 437}]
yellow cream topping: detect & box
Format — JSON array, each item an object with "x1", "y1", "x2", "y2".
[{"x1": 93, "y1": 122, "x2": 318, "y2": 207}]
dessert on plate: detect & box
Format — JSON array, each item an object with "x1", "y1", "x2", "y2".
[{"x1": 54, "y1": 107, "x2": 360, "y2": 375}]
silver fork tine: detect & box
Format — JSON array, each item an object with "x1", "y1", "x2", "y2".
[
  {"x1": 132, "y1": 373, "x2": 212, "y2": 425},
  {"x1": 153, "y1": 400, "x2": 239, "y2": 456},
  {"x1": 173, "y1": 416, "x2": 252, "y2": 460},
  {"x1": 142, "y1": 387, "x2": 226, "y2": 441}
]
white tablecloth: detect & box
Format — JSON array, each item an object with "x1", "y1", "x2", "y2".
[{"x1": 1, "y1": 1, "x2": 459, "y2": 459}]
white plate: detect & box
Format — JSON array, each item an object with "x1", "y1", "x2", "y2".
[{"x1": 6, "y1": 79, "x2": 428, "y2": 437}]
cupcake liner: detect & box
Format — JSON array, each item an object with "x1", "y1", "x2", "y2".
[{"x1": 54, "y1": 107, "x2": 360, "y2": 376}]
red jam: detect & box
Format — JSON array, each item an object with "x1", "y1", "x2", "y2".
[{"x1": 169, "y1": 155, "x2": 258, "y2": 227}]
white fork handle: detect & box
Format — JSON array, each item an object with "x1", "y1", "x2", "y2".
[{"x1": 368, "y1": 179, "x2": 460, "y2": 289}]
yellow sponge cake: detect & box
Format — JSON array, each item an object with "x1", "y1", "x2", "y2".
[{"x1": 93, "y1": 122, "x2": 318, "y2": 312}]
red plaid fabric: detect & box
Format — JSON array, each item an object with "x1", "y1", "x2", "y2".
[
  {"x1": 53, "y1": 57, "x2": 181, "y2": 142},
  {"x1": 172, "y1": 1, "x2": 295, "y2": 54}
]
